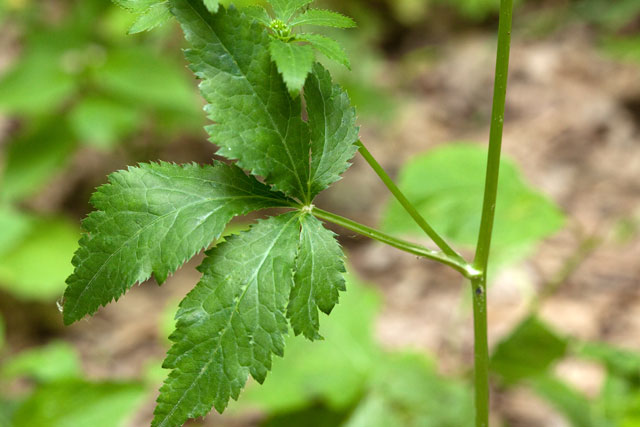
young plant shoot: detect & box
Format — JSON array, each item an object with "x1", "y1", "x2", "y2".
[{"x1": 62, "y1": 0, "x2": 514, "y2": 425}]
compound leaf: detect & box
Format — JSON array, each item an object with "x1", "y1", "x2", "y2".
[
  {"x1": 171, "y1": 0, "x2": 311, "y2": 201},
  {"x1": 269, "y1": 39, "x2": 315, "y2": 97},
  {"x1": 299, "y1": 33, "x2": 351, "y2": 69},
  {"x1": 289, "y1": 9, "x2": 357, "y2": 28},
  {"x1": 153, "y1": 213, "x2": 301, "y2": 426},
  {"x1": 63, "y1": 162, "x2": 288, "y2": 325},
  {"x1": 269, "y1": 0, "x2": 313, "y2": 22},
  {"x1": 288, "y1": 214, "x2": 346, "y2": 340},
  {"x1": 305, "y1": 63, "x2": 359, "y2": 198}
]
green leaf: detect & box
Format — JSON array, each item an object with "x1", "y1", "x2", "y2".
[
  {"x1": 599, "y1": 373, "x2": 640, "y2": 426},
  {"x1": 298, "y1": 33, "x2": 351, "y2": 69},
  {"x1": 203, "y1": 0, "x2": 219, "y2": 12},
  {"x1": 239, "y1": 271, "x2": 380, "y2": 412},
  {"x1": 0, "y1": 45, "x2": 76, "y2": 115},
  {"x1": 490, "y1": 316, "x2": 568, "y2": 384},
  {"x1": 94, "y1": 46, "x2": 199, "y2": 115},
  {"x1": 577, "y1": 341, "x2": 640, "y2": 378},
  {"x1": 0, "y1": 207, "x2": 32, "y2": 256},
  {"x1": 153, "y1": 213, "x2": 301, "y2": 426},
  {"x1": 0, "y1": 218, "x2": 79, "y2": 301},
  {"x1": 269, "y1": 0, "x2": 313, "y2": 22},
  {"x1": 171, "y1": 1, "x2": 311, "y2": 201},
  {"x1": 345, "y1": 353, "x2": 474, "y2": 427},
  {"x1": 269, "y1": 39, "x2": 315, "y2": 97},
  {"x1": 289, "y1": 9, "x2": 356, "y2": 28},
  {"x1": 12, "y1": 380, "x2": 146, "y2": 427},
  {"x1": 128, "y1": 1, "x2": 172, "y2": 33},
  {"x1": 531, "y1": 375, "x2": 609, "y2": 427},
  {"x1": 69, "y1": 96, "x2": 140, "y2": 150},
  {"x1": 62, "y1": 162, "x2": 288, "y2": 325},
  {"x1": 381, "y1": 144, "x2": 565, "y2": 267},
  {"x1": 1, "y1": 121, "x2": 75, "y2": 202},
  {"x1": 2, "y1": 341, "x2": 81, "y2": 383},
  {"x1": 243, "y1": 5, "x2": 272, "y2": 26},
  {"x1": 305, "y1": 63, "x2": 359, "y2": 198},
  {"x1": 288, "y1": 214, "x2": 345, "y2": 340},
  {"x1": 113, "y1": 0, "x2": 172, "y2": 33}
]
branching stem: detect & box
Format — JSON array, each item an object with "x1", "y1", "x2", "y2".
[
  {"x1": 311, "y1": 207, "x2": 479, "y2": 278},
  {"x1": 471, "y1": 0, "x2": 514, "y2": 425}
]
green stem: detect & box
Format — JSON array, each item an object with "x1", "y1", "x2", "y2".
[
  {"x1": 471, "y1": 0, "x2": 514, "y2": 426},
  {"x1": 471, "y1": 276, "x2": 490, "y2": 427},
  {"x1": 311, "y1": 207, "x2": 479, "y2": 278},
  {"x1": 355, "y1": 140, "x2": 466, "y2": 263}
]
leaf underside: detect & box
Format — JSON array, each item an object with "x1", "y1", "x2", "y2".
[{"x1": 62, "y1": 161, "x2": 287, "y2": 325}]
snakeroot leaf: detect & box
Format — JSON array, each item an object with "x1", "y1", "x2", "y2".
[
  {"x1": 289, "y1": 9, "x2": 357, "y2": 29},
  {"x1": 269, "y1": 0, "x2": 313, "y2": 22},
  {"x1": 153, "y1": 213, "x2": 301, "y2": 426},
  {"x1": 298, "y1": 33, "x2": 351, "y2": 69},
  {"x1": 269, "y1": 39, "x2": 315, "y2": 97},
  {"x1": 113, "y1": 0, "x2": 172, "y2": 33},
  {"x1": 288, "y1": 214, "x2": 346, "y2": 340},
  {"x1": 243, "y1": 5, "x2": 271, "y2": 26},
  {"x1": 63, "y1": 162, "x2": 288, "y2": 325},
  {"x1": 171, "y1": 1, "x2": 311, "y2": 201},
  {"x1": 305, "y1": 63, "x2": 359, "y2": 198},
  {"x1": 114, "y1": 0, "x2": 221, "y2": 33},
  {"x1": 128, "y1": 2, "x2": 172, "y2": 34}
]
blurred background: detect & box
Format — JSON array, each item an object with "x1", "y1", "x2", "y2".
[{"x1": 1, "y1": 0, "x2": 640, "y2": 426}]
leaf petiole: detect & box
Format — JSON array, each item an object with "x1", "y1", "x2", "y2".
[
  {"x1": 355, "y1": 140, "x2": 466, "y2": 264},
  {"x1": 310, "y1": 206, "x2": 479, "y2": 279}
]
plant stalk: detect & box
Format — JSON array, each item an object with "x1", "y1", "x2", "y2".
[
  {"x1": 311, "y1": 207, "x2": 478, "y2": 278},
  {"x1": 355, "y1": 140, "x2": 466, "y2": 263},
  {"x1": 471, "y1": 0, "x2": 514, "y2": 426}
]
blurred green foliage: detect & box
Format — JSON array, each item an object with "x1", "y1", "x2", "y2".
[
  {"x1": 0, "y1": 315, "x2": 4, "y2": 351},
  {"x1": 0, "y1": 341, "x2": 146, "y2": 427},
  {"x1": 0, "y1": 0, "x2": 202, "y2": 302},
  {"x1": 491, "y1": 316, "x2": 568, "y2": 384},
  {"x1": 381, "y1": 144, "x2": 565, "y2": 268},
  {"x1": 491, "y1": 316, "x2": 640, "y2": 427},
  {"x1": 0, "y1": 217, "x2": 79, "y2": 299}
]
